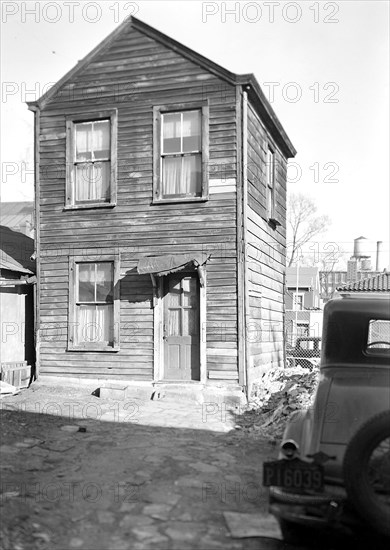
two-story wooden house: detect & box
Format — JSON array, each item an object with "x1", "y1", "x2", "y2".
[{"x1": 28, "y1": 17, "x2": 296, "y2": 399}]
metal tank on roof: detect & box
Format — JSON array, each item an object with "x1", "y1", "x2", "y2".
[{"x1": 353, "y1": 236, "x2": 371, "y2": 259}]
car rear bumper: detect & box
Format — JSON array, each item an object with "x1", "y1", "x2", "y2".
[{"x1": 269, "y1": 486, "x2": 356, "y2": 535}]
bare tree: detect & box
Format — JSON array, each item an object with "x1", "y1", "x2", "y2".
[{"x1": 287, "y1": 193, "x2": 331, "y2": 267}]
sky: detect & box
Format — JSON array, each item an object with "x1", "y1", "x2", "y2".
[{"x1": 1, "y1": 0, "x2": 389, "y2": 267}]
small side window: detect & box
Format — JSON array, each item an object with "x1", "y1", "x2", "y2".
[{"x1": 366, "y1": 319, "x2": 390, "y2": 355}]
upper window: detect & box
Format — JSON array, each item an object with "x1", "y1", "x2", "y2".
[
  {"x1": 153, "y1": 103, "x2": 209, "y2": 202},
  {"x1": 66, "y1": 111, "x2": 117, "y2": 208},
  {"x1": 293, "y1": 292, "x2": 304, "y2": 311},
  {"x1": 266, "y1": 147, "x2": 275, "y2": 219},
  {"x1": 68, "y1": 255, "x2": 120, "y2": 351}
]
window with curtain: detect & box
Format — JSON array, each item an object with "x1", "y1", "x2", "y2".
[
  {"x1": 153, "y1": 104, "x2": 209, "y2": 202},
  {"x1": 73, "y1": 120, "x2": 110, "y2": 202},
  {"x1": 75, "y1": 262, "x2": 114, "y2": 346},
  {"x1": 266, "y1": 147, "x2": 275, "y2": 218},
  {"x1": 66, "y1": 111, "x2": 117, "y2": 208},
  {"x1": 162, "y1": 110, "x2": 201, "y2": 197}
]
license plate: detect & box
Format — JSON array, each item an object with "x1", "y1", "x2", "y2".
[{"x1": 263, "y1": 459, "x2": 324, "y2": 491}]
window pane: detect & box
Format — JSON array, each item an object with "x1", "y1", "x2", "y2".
[
  {"x1": 96, "y1": 263, "x2": 113, "y2": 302},
  {"x1": 75, "y1": 162, "x2": 110, "y2": 202},
  {"x1": 93, "y1": 162, "x2": 111, "y2": 200},
  {"x1": 75, "y1": 123, "x2": 93, "y2": 161},
  {"x1": 267, "y1": 149, "x2": 274, "y2": 186},
  {"x1": 162, "y1": 113, "x2": 181, "y2": 153},
  {"x1": 75, "y1": 164, "x2": 93, "y2": 201},
  {"x1": 162, "y1": 156, "x2": 182, "y2": 196},
  {"x1": 168, "y1": 282, "x2": 181, "y2": 307},
  {"x1": 182, "y1": 277, "x2": 197, "y2": 307},
  {"x1": 78, "y1": 264, "x2": 95, "y2": 302},
  {"x1": 182, "y1": 155, "x2": 201, "y2": 196},
  {"x1": 168, "y1": 309, "x2": 181, "y2": 336},
  {"x1": 76, "y1": 304, "x2": 113, "y2": 344},
  {"x1": 93, "y1": 120, "x2": 110, "y2": 159},
  {"x1": 183, "y1": 308, "x2": 198, "y2": 336},
  {"x1": 183, "y1": 110, "x2": 201, "y2": 152},
  {"x1": 367, "y1": 319, "x2": 390, "y2": 351}
]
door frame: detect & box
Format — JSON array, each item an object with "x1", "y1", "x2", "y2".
[{"x1": 153, "y1": 267, "x2": 206, "y2": 383}]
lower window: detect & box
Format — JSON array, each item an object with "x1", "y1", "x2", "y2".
[{"x1": 68, "y1": 256, "x2": 120, "y2": 351}]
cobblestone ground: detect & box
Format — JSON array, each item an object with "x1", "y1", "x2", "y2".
[{"x1": 0, "y1": 383, "x2": 308, "y2": 550}]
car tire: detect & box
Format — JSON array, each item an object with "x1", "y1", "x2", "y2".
[{"x1": 343, "y1": 410, "x2": 390, "y2": 537}]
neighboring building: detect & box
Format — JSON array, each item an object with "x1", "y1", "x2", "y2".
[
  {"x1": 320, "y1": 237, "x2": 387, "y2": 302},
  {"x1": 27, "y1": 17, "x2": 296, "y2": 398},
  {"x1": 285, "y1": 266, "x2": 323, "y2": 345},
  {"x1": 337, "y1": 271, "x2": 390, "y2": 297},
  {"x1": 0, "y1": 225, "x2": 36, "y2": 386},
  {"x1": 0, "y1": 202, "x2": 34, "y2": 238}
]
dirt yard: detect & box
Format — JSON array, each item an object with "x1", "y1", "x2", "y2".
[{"x1": 0, "y1": 381, "x2": 292, "y2": 550}]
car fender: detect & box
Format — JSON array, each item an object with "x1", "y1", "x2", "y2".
[{"x1": 279, "y1": 408, "x2": 314, "y2": 460}]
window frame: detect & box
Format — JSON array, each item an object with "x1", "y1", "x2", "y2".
[
  {"x1": 293, "y1": 292, "x2": 304, "y2": 311},
  {"x1": 65, "y1": 110, "x2": 118, "y2": 210},
  {"x1": 266, "y1": 145, "x2": 275, "y2": 220},
  {"x1": 68, "y1": 254, "x2": 120, "y2": 352},
  {"x1": 153, "y1": 102, "x2": 209, "y2": 204}
]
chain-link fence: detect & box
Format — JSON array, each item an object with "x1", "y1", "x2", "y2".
[{"x1": 285, "y1": 336, "x2": 322, "y2": 370}]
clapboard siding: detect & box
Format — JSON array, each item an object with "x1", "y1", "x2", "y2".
[
  {"x1": 245, "y1": 96, "x2": 288, "y2": 391},
  {"x1": 37, "y1": 25, "x2": 239, "y2": 380}
]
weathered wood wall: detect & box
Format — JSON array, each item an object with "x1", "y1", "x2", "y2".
[
  {"x1": 37, "y1": 26, "x2": 240, "y2": 381},
  {"x1": 246, "y1": 100, "x2": 288, "y2": 391}
]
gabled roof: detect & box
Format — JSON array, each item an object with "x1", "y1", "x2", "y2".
[
  {"x1": 337, "y1": 272, "x2": 390, "y2": 293},
  {"x1": 27, "y1": 17, "x2": 296, "y2": 158},
  {"x1": 0, "y1": 225, "x2": 36, "y2": 275},
  {"x1": 1, "y1": 202, "x2": 34, "y2": 234},
  {"x1": 286, "y1": 266, "x2": 319, "y2": 289}
]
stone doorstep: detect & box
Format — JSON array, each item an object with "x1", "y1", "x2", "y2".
[
  {"x1": 33, "y1": 376, "x2": 247, "y2": 406},
  {"x1": 152, "y1": 383, "x2": 247, "y2": 407}
]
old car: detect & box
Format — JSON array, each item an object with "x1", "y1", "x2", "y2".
[
  {"x1": 264, "y1": 296, "x2": 390, "y2": 544},
  {"x1": 286, "y1": 336, "x2": 321, "y2": 370}
]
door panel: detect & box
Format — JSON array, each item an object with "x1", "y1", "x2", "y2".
[{"x1": 163, "y1": 274, "x2": 200, "y2": 381}]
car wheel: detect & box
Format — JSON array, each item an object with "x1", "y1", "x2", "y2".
[{"x1": 343, "y1": 410, "x2": 390, "y2": 537}]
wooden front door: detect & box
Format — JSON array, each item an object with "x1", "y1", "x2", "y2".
[{"x1": 163, "y1": 274, "x2": 200, "y2": 381}]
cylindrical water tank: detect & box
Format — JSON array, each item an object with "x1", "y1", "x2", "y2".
[
  {"x1": 353, "y1": 236, "x2": 370, "y2": 259},
  {"x1": 361, "y1": 258, "x2": 371, "y2": 271}
]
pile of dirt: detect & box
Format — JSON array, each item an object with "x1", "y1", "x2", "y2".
[{"x1": 236, "y1": 366, "x2": 320, "y2": 441}]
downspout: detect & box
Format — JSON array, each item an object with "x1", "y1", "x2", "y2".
[
  {"x1": 28, "y1": 103, "x2": 40, "y2": 379},
  {"x1": 242, "y1": 90, "x2": 250, "y2": 395}
]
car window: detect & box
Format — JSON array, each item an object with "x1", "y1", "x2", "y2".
[
  {"x1": 299, "y1": 340, "x2": 314, "y2": 351},
  {"x1": 366, "y1": 319, "x2": 390, "y2": 355}
]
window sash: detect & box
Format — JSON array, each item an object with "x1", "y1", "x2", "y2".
[
  {"x1": 267, "y1": 147, "x2": 275, "y2": 218},
  {"x1": 153, "y1": 104, "x2": 208, "y2": 202},
  {"x1": 68, "y1": 256, "x2": 119, "y2": 351},
  {"x1": 66, "y1": 111, "x2": 117, "y2": 208},
  {"x1": 162, "y1": 110, "x2": 201, "y2": 155}
]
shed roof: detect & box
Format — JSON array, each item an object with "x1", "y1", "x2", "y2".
[
  {"x1": 0, "y1": 225, "x2": 36, "y2": 275},
  {"x1": 27, "y1": 17, "x2": 296, "y2": 159},
  {"x1": 286, "y1": 266, "x2": 319, "y2": 289},
  {"x1": 1, "y1": 202, "x2": 34, "y2": 233},
  {"x1": 337, "y1": 272, "x2": 390, "y2": 292}
]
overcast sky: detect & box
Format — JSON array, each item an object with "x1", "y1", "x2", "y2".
[{"x1": 1, "y1": 0, "x2": 389, "y2": 266}]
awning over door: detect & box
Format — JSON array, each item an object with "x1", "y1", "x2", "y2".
[{"x1": 137, "y1": 253, "x2": 210, "y2": 276}]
